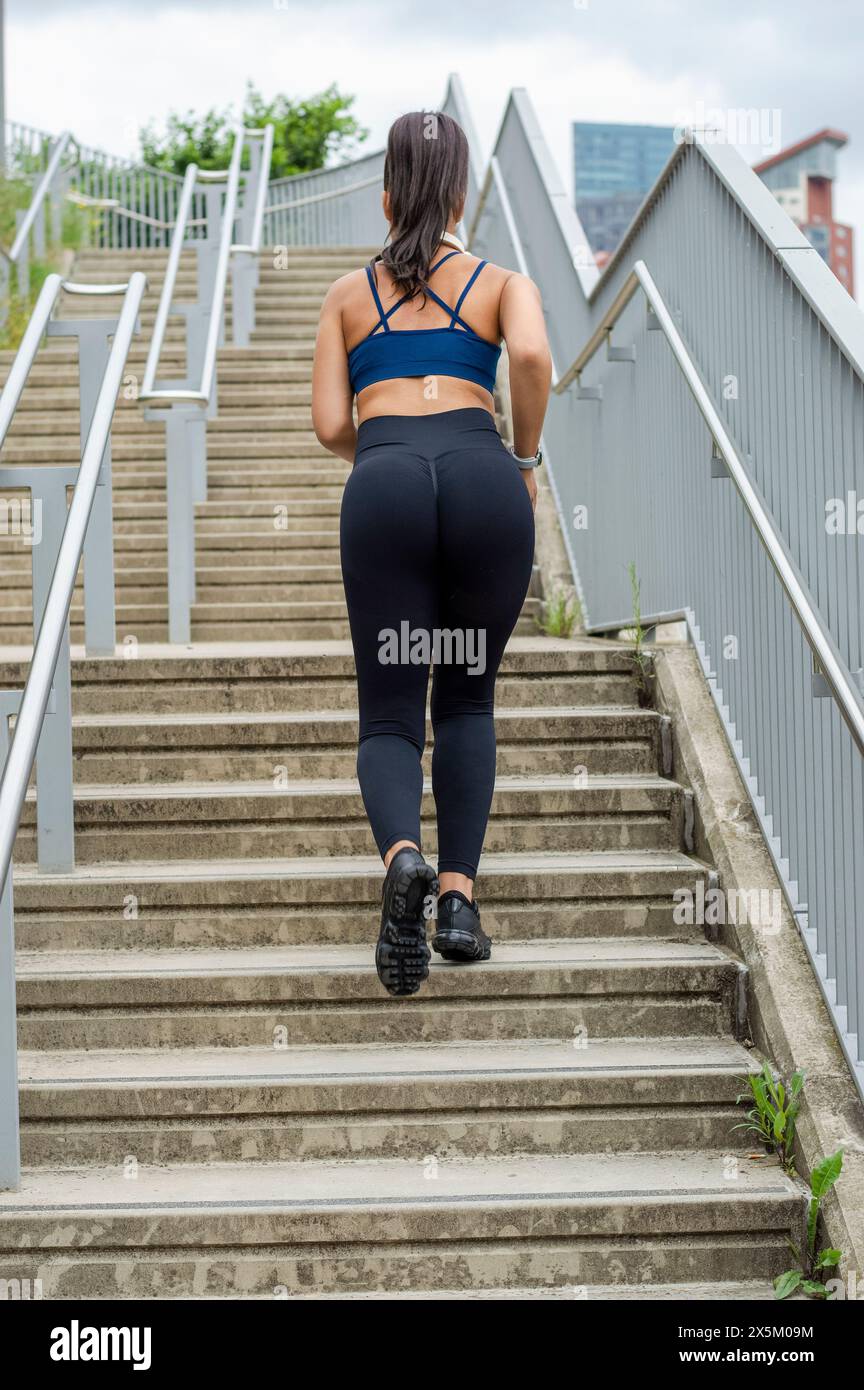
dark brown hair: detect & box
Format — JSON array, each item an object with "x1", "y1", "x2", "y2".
[{"x1": 375, "y1": 111, "x2": 469, "y2": 300}]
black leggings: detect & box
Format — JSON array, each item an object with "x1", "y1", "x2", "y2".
[{"x1": 339, "y1": 408, "x2": 535, "y2": 878}]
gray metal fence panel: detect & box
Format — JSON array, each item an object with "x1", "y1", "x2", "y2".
[
  {"x1": 262, "y1": 150, "x2": 386, "y2": 248},
  {"x1": 467, "y1": 86, "x2": 864, "y2": 1094}
]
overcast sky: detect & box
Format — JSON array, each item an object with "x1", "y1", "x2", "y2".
[{"x1": 6, "y1": 0, "x2": 863, "y2": 294}]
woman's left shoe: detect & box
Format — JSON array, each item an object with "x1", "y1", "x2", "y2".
[
  {"x1": 376, "y1": 847, "x2": 439, "y2": 997},
  {"x1": 432, "y1": 890, "x2": 492, "y2": 962}
]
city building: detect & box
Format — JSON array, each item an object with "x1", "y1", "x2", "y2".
[
  {"x1": 573, "y1": 121, "x2": 676, "y2": 256},
  {"x1": 754, "y1": 130, "x2": 854, "y2": 297}
]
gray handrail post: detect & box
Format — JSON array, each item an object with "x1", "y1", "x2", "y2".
[
  {"x1": 143, "y1": 402, "x2": 205, "y2": 644},
  {"x1": 51, "y1": 168, "x2": 68, "y2": 246},
  {"x1": 231, "y1": 127, "x2": 272, "y2": 348},
  {"x1": 0, "y1": 464, "x2": 77, "y2": 870},
  {"x1": 230, "y1": 247, "x2": 257, "y2": 348},
  {"x1": 45, "y1": 314, "x2": 124, "y2": 657},
  {"x1": 0, "y1": 692, "x2": 22, "y2": 1191},
  {"x1": 13, "y1": 208, "x2": 28, "y2": 296}
]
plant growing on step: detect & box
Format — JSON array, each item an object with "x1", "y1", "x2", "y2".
[
  {"x1": 774, "y1": 1149, "x2": 844, "y2": 1299},
  {"x1": 535, "y1": 587, "x2": 581, "y2": 638},
  {"x1": 626, "y1": 561, "x2": 654, "y2": 707},
  {"x1": 734, "y1": 1062, "x2": 803, "y2": 1175}
]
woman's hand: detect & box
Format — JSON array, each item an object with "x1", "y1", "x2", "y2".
[{"x1": 520, "y1": 467, "x2": 538, "y2": 512}]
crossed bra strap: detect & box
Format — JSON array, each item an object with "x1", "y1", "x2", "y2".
[{"x1": 364, "y1": 251, "x2": 488, "y2": 334}]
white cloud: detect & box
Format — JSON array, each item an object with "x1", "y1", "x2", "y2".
[{"x1": 5, "y1": 0, "x2": 862, "y2": 295}]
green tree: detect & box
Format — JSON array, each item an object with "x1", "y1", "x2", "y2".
[{"x1": 139, "y1": 83, "x2": 368, "y2": 178}]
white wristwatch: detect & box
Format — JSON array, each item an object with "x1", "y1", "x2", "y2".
[{"x1": 509, "y1": 445, "x2": 543, "y2": 468}]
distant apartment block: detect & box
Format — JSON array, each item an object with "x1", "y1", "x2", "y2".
[
  {"x1": 754, "y1": 130, "x2": 854, "y2": 297},
  {"x1": 573, "y1": 121, "x2": 676, "y2": 259}
]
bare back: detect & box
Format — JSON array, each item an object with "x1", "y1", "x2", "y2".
[{"x1": 339, "y1": 251, "x2": 514, "y2": 421}]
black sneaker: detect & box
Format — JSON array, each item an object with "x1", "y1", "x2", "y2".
[
  {"x1": 375, "y1": 847, "x2": 439, "y2": 997},
  {"x1": 432, "y1": 890, "x2": 491, "y2": 962}
]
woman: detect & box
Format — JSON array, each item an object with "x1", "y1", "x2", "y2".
[{"x1": 312, "y1": 110, "x2": 552, "y2": 998}]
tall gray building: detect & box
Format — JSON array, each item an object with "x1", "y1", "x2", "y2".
[{"x1": 573, "y1": 121, "x2": 676, "y2": 257}]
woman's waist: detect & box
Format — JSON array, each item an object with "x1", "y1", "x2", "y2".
[{"x1": 355, "y1": 406, "x2": 501, "y2": 451}]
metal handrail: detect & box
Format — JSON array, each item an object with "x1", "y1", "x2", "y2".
[
  {"x1": 65, "y1": 190, "x2": 207, "y2": 231},
  {"x1": 553, "y1": 258, "x2": 864, "y2": 762},
  {"x1": 234, "y1": 125, "x2": 275, "y2": 250},
  {"x1": 4, "y1": 130, "x2": 77, "y2": 265},
  {"x1": 0, "y1": 274, "x2": 65, "y2": 435},
  {"x1": 138, "y1": 126, "x2": 267, "y2": 405},
  {"x1": 264, "y1": 170, "x2": 381, "y2": 215},
  {"x1": 0, "y1": 271, "x2": 147, "y2": 897},
  {"x1": 138, "y1": 162, "x2": 198, "y2": 398}
]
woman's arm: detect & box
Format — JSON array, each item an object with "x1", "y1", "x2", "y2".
[
  {"x1": 312, "y1": 280, "x2": 357, "y2": 463},
  {"x1": 499, "y1": 273, "x2": 553, "y2": 509}
]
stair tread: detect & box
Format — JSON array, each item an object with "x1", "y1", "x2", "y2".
[
  {"x1": 69, "y1": 704, "x2": 655, "y2": 729},
  {"x1": 0, "y1": 1150, "x2": 798, "y2": 1215},
  {"x1": 0, "y1": 633, "x2": 629, "y2": 664},
  {"x1": 280, "y1": 1281, "x2": 780, "y2": 1300},
  {"x1": 32, "y1": 771, "x2": 678, "y2": 805},
  {"x1": 18, "y1": 1035, "x2": 755, "y2": 1085},
  {"x1": 16, "y1": 938, "x2": 732, "y2": 979},
  {"x1": 13, "y1": 847, "x2": 704, "y2": 886}
]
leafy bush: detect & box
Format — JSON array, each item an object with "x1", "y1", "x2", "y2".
[{"x1": 140, "y1": 83, "x2": 368, "y2": 179}]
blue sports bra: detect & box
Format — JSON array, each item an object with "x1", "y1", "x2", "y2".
[{"x1": 347, "y1": 250, "x2": 502, "y2": 396}]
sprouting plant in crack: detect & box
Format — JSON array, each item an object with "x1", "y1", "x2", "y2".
[
  {"x1": 774, "y1": 1150, "x2": 844, "y2": 1300},
  {"x1": 734, "y1": 1061, "x2": 803, "y2": 1175},
  {"x1": 535, "y1": 586, "x2": 581, "y2": 638},
  {"x1": 626, "y1": 561, "x2": 653, "y2": 707}
]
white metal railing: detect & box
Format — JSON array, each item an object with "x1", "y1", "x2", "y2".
[
  {"x1": 0, "y1": 271, "x2": 146, "y2": 1189},
  {"x1": 136, "y1": 125, "x2": 274, "y2": 642},
  {"x1": 64, "y1": 189, "x2": 208, "y2": 234},
  {"x1": 262, "y1": 148, "x2": 385, "y2": 247},
  {"x1": 460, "y1": 79, "x2": 864, "y2": 1096},
  {"x1": 0, "y1": 131, "x2": 77, "y2": 314}
]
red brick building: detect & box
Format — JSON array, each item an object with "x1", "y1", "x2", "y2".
[{"x1": 754, "y1": 130, "x2": 854, "y2": 298}]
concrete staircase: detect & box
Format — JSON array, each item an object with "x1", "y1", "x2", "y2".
[
  {"x1": 0, "y1": 245, "x2": 540, "y2": 645},
  {"x1": 0, "y1": 247, "x2": 803, "y2": 1299}
]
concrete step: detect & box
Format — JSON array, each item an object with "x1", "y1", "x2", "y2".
[
  {"x1": 17, "y1": 1035, "x2": 759, "y2": 1167},
  {"x1": 0, "y1": 387, "x2": 314, "y2": 409},
  {"x1": 1, "y1": 565, "x2": 349, "y2": 600},
  {"x1": 0, "y1": 1151, "x2": 803, "y2": 1298},
  {"x1": 14, "y1": 938, "x2": 741, "y2": 1049},
  {"x1": 1, "y1": 614, "x2": 542, "y2": 647},
  {"x1": 0, "y1": 642, "x2": 645, "y2": 714},
  {"x1": 14, "y1": 774, "x2": 684, "y2": 864},
  {"x1": 65, "y1": 706, "x2": 663, "y2": 783},
  {"x1": 13, "y1": 845, "x2": 706, "y2": 952},
  {"x1": 3, "y1": 411, "x2": 328, "y2": 438},
  {"x1": 0, "y1": 437, "x2": 331, "y2": 464},
  {"x1": 276, "y1": 1281, "x2": 782, "y2": 1300}
]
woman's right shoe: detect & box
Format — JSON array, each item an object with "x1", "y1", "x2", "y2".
[
  {"x1": 432, "y1": 890, "x2": 492, "y2": 962},
  {"x1": 376, "y1": 846, "x2": 438, "y2": 997}
]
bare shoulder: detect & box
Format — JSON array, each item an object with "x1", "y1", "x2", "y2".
[
  {"x1": 497, "y1": 270, "x2": 541, "y2": 299},
  {"x1": 475, "y1": 263, "x2": 540, "y2": 308},
  {"x1": 320, "y1": 267, "x2": 370, "y2": 311},
  {"x1": 473, "y1": 257, "x2": 516, "y2": 282}
]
